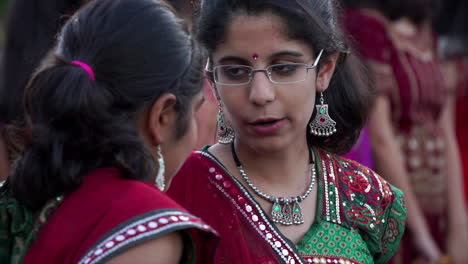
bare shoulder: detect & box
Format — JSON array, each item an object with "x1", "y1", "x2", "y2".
[{"x1": 105, "y1": 231, "x2": 183, "y2": 264}]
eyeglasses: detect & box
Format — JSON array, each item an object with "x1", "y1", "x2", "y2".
[{"x1": 206, "y1": 49, "x2": 324, "y2": 86}]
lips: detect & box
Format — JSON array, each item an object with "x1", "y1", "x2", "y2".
[
  {"x1": 251, "y1": 118, "x2": 283, "y2": 126},
  {"x1": 249, "y1": 117, "x2": 286, "y2": 136}
]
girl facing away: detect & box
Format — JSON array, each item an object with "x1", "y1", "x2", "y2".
[{"x1": 0, "y1": 0, "x2": 218, "y2": 263}]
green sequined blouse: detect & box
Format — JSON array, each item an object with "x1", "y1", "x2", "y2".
[{"x1": 295, "y1": 150, "x2": 406, "y2": 264}]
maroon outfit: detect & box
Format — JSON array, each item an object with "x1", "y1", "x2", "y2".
[{"x1": 343, "y1": 8, "x2": 450, "y2": 263}]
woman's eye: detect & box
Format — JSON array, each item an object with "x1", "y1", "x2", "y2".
[
  {"x1": 271, "y1": 64, "x2": 298, "y2": 73},
  {"x1": 225, "y1": 67, "x2": 248, "y2": 76}
]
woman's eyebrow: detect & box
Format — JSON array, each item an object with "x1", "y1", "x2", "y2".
[
  {"x1": 218, "y1": 56, "x2": 250, "y2": 64},
  {"x1": 267, "y1": 51, "x2": 304, "y2": 59},
  {"x1": 217, "y1": 51, "x2": 304, "y2": 64}
]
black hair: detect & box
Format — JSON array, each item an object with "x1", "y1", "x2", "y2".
[
  {"x1": 341, "y1": 0, "x2": 440, "y2": 25},
  {"x1": 0, "y1": 0, "x2": 83, "y2": 124},
  {"x1": 198, "y1": 0, "x2": 373, "y2": 155},
  {"x1": 433, "y1": 0, "x2": 468, "y2": 57},
  {"x1": 167, "y1": 0, "x2": 189, "y2": 11},
  {"x1": 5, "y1": 0, "x2": 204, "y2": 211},
  {"x1": 166, "y1": 0, "x2": 200, "y2": 26}
]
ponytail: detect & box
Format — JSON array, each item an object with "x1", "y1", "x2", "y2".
[{"x1": 11, "y1": 55, "x2": 155, "y2": 211}]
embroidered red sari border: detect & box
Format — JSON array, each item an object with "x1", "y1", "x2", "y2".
[
  {"x1": 199, "y1": 151, "x2": 306, "y2": 264},
  {"x1": 78, "y1": 210, "x2": 214, "y2": 264}
]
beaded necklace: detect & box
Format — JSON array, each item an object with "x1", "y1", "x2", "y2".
[{"x1": 231, "y1": 142, "x2": 316, "y2": 225}]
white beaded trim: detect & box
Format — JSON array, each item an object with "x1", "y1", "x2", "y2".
[
  {"x1": 304, "y1": 256, "x2": 360, "y2": 264},
  {"x1": 374, "y1": 172, "x2": 385, "y2": 197},
  {"x1": 322, "y1": 157, "x2": 342, "y2": 225},
  {"x1": 364, "y1": 204, "x2": 375, "y2": 216},
  {"x1": 323, "y1": 160, "x2": 330, "y2": 222},
  {"x1": 200, "y1": 151, "x2": 305, "y2": 264},
  {"x1": 354, "y1": 171, "x2": 371, "y2": 193},
  {"x1": 78, "y1": 211, "x2": 211, "y2": 264},
  {"x1": 328, "y1": 162, "x2": 341, "y2": 225}
]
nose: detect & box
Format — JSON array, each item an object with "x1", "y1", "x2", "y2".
[{"x1": 248, "y1": 70, "x2": 276, "y2": 106}]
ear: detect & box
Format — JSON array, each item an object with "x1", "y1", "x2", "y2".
[
  {"x1": 147, "y1": 93, "x2": 178, "y2": 146},
  {"x1": 316, "y1": 52, "x2": 340, "y2": 93}
]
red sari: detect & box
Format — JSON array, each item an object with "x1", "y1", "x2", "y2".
[
  {"x1": 343, "y1": 8, "x2": 450, "y2": 263},
  {"x1": 454, "y1": 60, "x2": 468, "y2": 205},
  {"x1": 22, "y1": 168, "x2": 218, "y2": 264},
  {"x1": 168, "y1": 149, "x2": 406, "y2": 264}
]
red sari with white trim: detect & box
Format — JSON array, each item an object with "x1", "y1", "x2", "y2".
[
  {"x1": 22, "y1": 168, "x2": 218, "y2": 264},
  {"x1": 168, "y1": 149, "x2": 406, "y2": 264}
]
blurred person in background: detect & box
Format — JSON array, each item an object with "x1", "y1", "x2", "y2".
[
  {"x1": 342, "y1": 123, "x2": 374, "y2": 169},
  {"x1": 434, "y1": 0, "x2": 468, "y2": 209},
  {"x1": 455, "y1": 65, "x2": 468, "y2": 208},
  {"x1": 0, "y1": 1, "x2": 8, "y2": 181},
  {"x1": 342, "y1": 0, "x2": 468, "y2": 263},
  {"x1": 0, "y1": 0, "x2": 85, "y2": 124},
  {"x1": 168, "y1": 0, "x2": 218, "y2": 150},
  {"x1": 0, "y1": 0, "x2": 87, "y2": 181}
]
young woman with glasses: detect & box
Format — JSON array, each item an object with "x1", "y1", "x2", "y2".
[{"x1": 168, "y1": 0, "x2": 407, "y2": 263}]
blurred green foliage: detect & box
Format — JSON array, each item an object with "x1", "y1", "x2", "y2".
[
  {"x1": 0, "y1": 0, "x2": 7, "y2": 44},
  {"x1": 0, "y1": 0, "x2": 7, "y2": 18}
]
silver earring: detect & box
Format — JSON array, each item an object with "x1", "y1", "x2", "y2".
[
  {"x1": 309, "y1": 92, "x2": 337, "y2": 137},
  {"x1": 155, "y1": 145, "x2": 165, "y2": 191},
  {"x1": 217, "y1": 108, "x2": 235, "y2": 144}
]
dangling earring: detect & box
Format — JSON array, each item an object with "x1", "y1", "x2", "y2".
[
  {"x1": 309, "y1": 92, "x2": 337, "y2": 137},
  {"x1": 155, "y1": 145, "x2": 166, "y2": 191},
  {"x1": 217, "y1": 107, "x2": 235, "y2": 144}
]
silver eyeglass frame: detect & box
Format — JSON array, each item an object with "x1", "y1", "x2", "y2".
[{"x1": 205, "y1": 49, "x2": 324, "y2": 86}]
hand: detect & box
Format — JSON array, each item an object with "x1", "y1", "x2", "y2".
[
  {"x1": 447, "y1": 226, "x2": 468, "y2": 264},
  {"x1": 414, "y1": 232, "x2": 442, "y2": 264}
]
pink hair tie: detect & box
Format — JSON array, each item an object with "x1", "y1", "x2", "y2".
[{"x1": 71, "y1": 61, "x2": 96, "y2": 81}]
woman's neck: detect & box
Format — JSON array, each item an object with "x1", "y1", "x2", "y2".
[{"x1": 232, "y1": 137, "x2": 311, "y2": 186}]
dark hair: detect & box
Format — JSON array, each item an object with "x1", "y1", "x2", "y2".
[
  {"x1": 167, "y1": 0, "x2": 190, "y2": 11},
  {"x1": 198, "y1": 0, "x2": 373, "y2": 155},
  {"x1": 433, "y1": 0, "x2": 468, "y2": 57},
  {"x1": 6, "y1": 0, "x2": 203, "y2": 211},
  {"x1": 0, "y1": 0, "x2": 83, "y2": 124},
  {"x1": 166, "y1": 0, "x2": 200, "y2": 26},
  {"x1": 341, "y1": 0, "x2": 440, "y2": 25}
]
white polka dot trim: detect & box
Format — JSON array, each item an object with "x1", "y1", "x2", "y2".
[
  {"x1": 78, "y1": 211, "x2": 214, "y2": 264},
  {"x1": 201, "y1": 151, "x2": 302, "y2": 264},
  {"x1": 303, "y1": 256, "x2": 360, "y2": 264}
]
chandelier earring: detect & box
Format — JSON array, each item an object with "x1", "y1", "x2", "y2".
[
  {"x1": 217, "y1": 104, "x2": 235, "y2": 144},
  {"x1": 309, "y1": 92, "x2": 337, "y2": 137},
  {"x1": 155, "y1": 145, "x2": 166, "y2": 191}
]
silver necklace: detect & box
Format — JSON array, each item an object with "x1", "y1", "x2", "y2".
[{"x1": 231, "y1": 143, "x2": 316, "y2": 226}]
